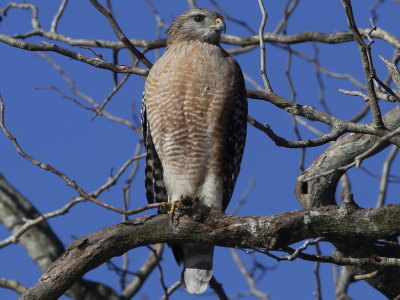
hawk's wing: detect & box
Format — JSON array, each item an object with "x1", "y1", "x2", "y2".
[
  {"x1": 141, "y1": 93, "x2": 167, "y2": 204},
  {"x1": 222, "y1": 64, "x2": 248, "y2": 211}
]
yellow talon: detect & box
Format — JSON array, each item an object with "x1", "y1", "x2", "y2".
[
  {"x1": 160, "y1": 200, "x2": 180, "y2": 214},
  {"x1": 169, "y1": 201, "x2": 176, "y2": 214}
]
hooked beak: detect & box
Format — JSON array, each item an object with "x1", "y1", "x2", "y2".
[{"x1": 208, "y1": 17, "x2": 226, "y2": 34}]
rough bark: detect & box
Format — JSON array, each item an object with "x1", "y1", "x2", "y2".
[
  {"x1": 295, "y1": 105, "x2": 400, "y2": 208},
  {"x1": 294, "y1": 105, "x2": 400, "y2": 299},
  {"x1": 19, "y1": 203, "x2": 400, "y2": 300}
]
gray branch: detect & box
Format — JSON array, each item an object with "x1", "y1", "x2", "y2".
[
  {"x1": 18, "y1": 204, "x2": 400, "y2": 300},
  {"x1": 295, "y1": 104, "x2": 400, "y2": 208},
  {"x1": 0, "y1": 34, "x2": 149, "y2": 76},
  {"x1": 294, "y1": 103, "x2": 400, "y2": 299}
]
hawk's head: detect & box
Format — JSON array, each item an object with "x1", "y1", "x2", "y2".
[{"x1": 167, "y1": 8, "x2": 225, "y2": 45}]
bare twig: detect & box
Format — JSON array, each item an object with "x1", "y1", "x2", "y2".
[
  {"x1": 274, "y1": 247, "x2": 400, "y2": 268},
  {"x1": 91, "y1": 74, "x2": 131, "y2": 119},
  {"x1": 0, "y1": 197, "x2": 84, "y2": 249},
  {"x1": 0, "y1": 94, "x2": 162, "y2": 217},
  {"x1": 359, "y1": 165, "x2": 400, "y2": 183},
  {"x1": 159, "y1": 281, "x2": 181, "y2": 300},
  {"x1": 231, "y1": 249, "x2": 270, "y2": 300},
  {"x1": 88, "y1": 0, "x2": 153, "y2": 69},
  {"x1": 231, "y1": 178, "x2": 256, "y2": 214},
  {"x1": 122, "y1": 244, "x2": 164, "y2": 298},
  {"x1": 380, "y1": 55, "x2": 400, "y2": 94},
  {"x1": 36, "y1": 52, "x2": 140, "y2": 132},
  {"x1": 370, "y1": 0, "x2": 384, "y2": 22},
  {"x1": 147, "y1": 245, "x2": 169, "y2": 299},
  {"x1": 1, "y1": 2, "x2": 41, "y2": 30},
  {"x1": 257, "y1": 0, "x2": 273, "y2": 93},
  {"x1": 144, "y1": 0, "x2": 168, "y2": 60},
  {"x1": 353, "y1": 270, "x2": 379, "y2": 280},
  {"x1": 248, "y1": 115, "x2": 346, "y2": 148},
  {"x1": 243, "y1": 73, "x2": 263, "y2": 91},
  {"x1": 92, "y1": 154, "x2": 146, "y2": 198},
  {"x1": 274, "y1": 0, "x2": 300, "y2": 34},
  {"x1": 282, "y1": 238, "x2": 325, "y2": 261},
  {"x1": 273, "y1": 44, "x2": 366, "y2": 89},
  {"x1": 313, "y1": 245, "x2": 322, "y2": 300},
  {"x1": 335, "y1": 267, "x2": 353, "y2": 300},
  {"x1": 283, "y1": 44, "x2": 305, "y2": 169},
  {"x1": 36, "y1": 86, "x2": 97, "y2": 112},
  {"x1": 354, "y1": 126, "x2": 400, "y2": 167},
  {"x1": 376, "y1": 146, "x2": 399, "y2": 208},
  {"x1": 0, "y1": 278, "x2": 27, "y2": 294},
  {"x1": 339, "y1": 87, "x2": 398, "y2": 102},
  {"x1": 341, "y1": 0, "x2": 384, "y2": 128},
  {"x1": 339, "y1": 89, "x2": 369, "y2": 101},
  {"x1": 50, "y1": 0, "x2": 68, "y2": 33},
  {"x1": 0, "y1": 151, "x2": 146, "y2": 249},
  {"x1": 313, "y1": 44, "x2": 332, "y2": 115},
  {"x1": 295, "y1": 116, "x2": 323, "y2": 137}
]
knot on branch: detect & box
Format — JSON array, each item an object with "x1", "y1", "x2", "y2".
[{"x1": 340, "y1": 193, "x2": 360, "y2": 214}]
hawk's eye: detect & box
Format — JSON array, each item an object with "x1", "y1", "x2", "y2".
[{"x1": 193, "y1": 15, "x2": 205, "y2": 23}]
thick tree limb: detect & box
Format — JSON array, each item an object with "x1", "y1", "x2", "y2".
[
  {"x1": 295, "y1": 105, "x2": 400, "y2": 208},
  {"x1": 294, "y1": 102, "x2": 400, "y2": 298},
  {"x1": 19, "y1": 204, "x2": 400, "y2": 300}
]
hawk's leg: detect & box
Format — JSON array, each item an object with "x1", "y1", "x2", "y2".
[
  {"x1": 160, "y1": 200, "x2": 179, "y2": 214},
  {"x1": 160, "y1": 196, "x2": 198, "y2": 224},
  {"x1": 160, "y1": 196, "x2": 186, "y2": 214}
]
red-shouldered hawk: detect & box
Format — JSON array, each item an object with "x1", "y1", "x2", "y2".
[{"x1": 142, "y1": 8, "x2": 247, "y2": 294}]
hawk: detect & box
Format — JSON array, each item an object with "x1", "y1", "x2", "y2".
[{"x1": 142, "y1": 8, "x2": 247, "y2": 294}]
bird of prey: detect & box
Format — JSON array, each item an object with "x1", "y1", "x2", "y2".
[{"x1": 142, "y1": 8, "x2": 247, "y2": 294}]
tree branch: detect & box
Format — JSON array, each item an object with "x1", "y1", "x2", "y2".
[
  {"x1": 247, "y1": 89, "x2": 400, "y2": 142},
  {"x1": 19, "y1": 204, "x2": 400, "y2": 300},
  {"x1": 0, "y1": 278, "x2": 27, "y2": 295},
  {"x1": 88, "y1": 0, "x2": 153, "y2": 68},
  {"x1": 341, "y1": 0, "x2": 384, "y2": 128},
  {"x1": 295, "y1": 104, "x2": 400, "y2": 208},
  {"x1": 0, "y1": 34, "x2": 149, "y2": 76}
]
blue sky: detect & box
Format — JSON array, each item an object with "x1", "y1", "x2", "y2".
[{"x1": 1, "y1": 1, "x2": 399, "y2": 299}]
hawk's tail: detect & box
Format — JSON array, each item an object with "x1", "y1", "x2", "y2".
[{"x1": 175, "y1": 243, "x2": 214, "y2": 294}]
